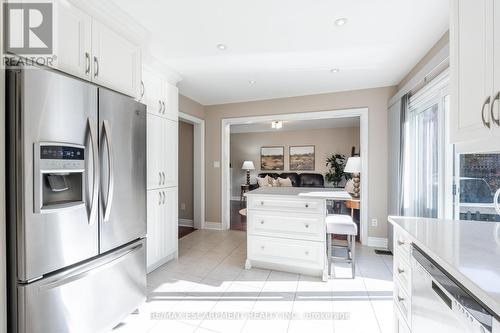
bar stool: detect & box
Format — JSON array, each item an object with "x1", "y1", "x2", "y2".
[{"x1": 326, "y1": 214, "x2": 357, "y2": 278}]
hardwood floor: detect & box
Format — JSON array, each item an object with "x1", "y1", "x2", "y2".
[
  {"x1": 179, "y1": 226, "x2": 196, "y2": 239},
  {"x1": 230, "y1": 200, "x2": 247, "y2": 231}
]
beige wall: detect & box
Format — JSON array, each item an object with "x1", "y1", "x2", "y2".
[
  {"x1": 230, "y1": 127, "x2": 360, "y2": 197},
  {"x1": 205, "y1": 86, "x2": 397, "y2": 239},
  {"x1": 397, "y1": 31, "x2": 449, "y2": 91},
  {"x1": 179, "y1": 94, "x2": 206, "y2": 120},
  {"x1": 178, "y1": 121, "x2": 194, "y2": 221}
]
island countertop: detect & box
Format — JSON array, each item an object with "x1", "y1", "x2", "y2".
[
  {"x1": 245, "y1": 187, "x2": 352, "y2": 200},
  {"x1": 389, "y1": 216, "x2": 500, "y2": 318}
]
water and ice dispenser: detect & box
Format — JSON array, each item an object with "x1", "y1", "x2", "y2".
[{"x1": 34, "y1": 143, "x2": 86, "y2": 213}]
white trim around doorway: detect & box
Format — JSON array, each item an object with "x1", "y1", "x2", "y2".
[
  {"x1": 179, "y1": 112, "x2": 206, "y2": 230},
  {"x1": 221, "y1": 108, "x2": 369, "y2": 245}
]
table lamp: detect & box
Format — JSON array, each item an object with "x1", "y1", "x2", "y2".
[
  {"x1": 344, "y1": 157, "x2": 361, "y2": 198},
  {"x1": 241, "y1": 161, "x2": 255, "y2": 185}
]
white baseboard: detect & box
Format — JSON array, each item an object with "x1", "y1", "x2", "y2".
[
  {"x1": 204, "y1": 221, "x2": 224, "y2": 230},
  {"x1": 179, "y1": 219, "x2": 194, "y2": 227},
  {"x1": 367, "y1": 237, "x2": 388, "y2": 249}
]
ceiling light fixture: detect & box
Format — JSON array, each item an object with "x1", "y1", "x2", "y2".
[
  {"x1": 216, "y1": 43, "x2": 227, "y2": 51},
  {"x1": 334, "y1": 18, "x2": 348, "y2": 27},
  {"x1": 271, "y1": 121, "x2": 283, "y2": 129},
  {"x1": 249, "y1": 80, "x2": 256, "y2": 84},
  {"x1": 330, "y1": 68, "x2": 340, "y2": 73}
]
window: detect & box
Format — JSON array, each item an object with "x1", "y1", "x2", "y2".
[{"x1": 456, "y1": 153, "x2": 500, "y2": 222}]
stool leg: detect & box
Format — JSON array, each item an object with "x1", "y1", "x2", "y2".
[
  {"x1": 327, "y1": 233, "x2": 332, "y2": 278},
  {"x1": 351, "y1": 234, "x2": 356, "y2": 278}
]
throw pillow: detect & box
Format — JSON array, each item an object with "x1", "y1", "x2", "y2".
[
  {"x1": 278, "y1": 177, "x2": 293, "y2": 187},
  {"x1": 271, "y1": 178, "x2": 280, "y2": 187},
  {"x1": 257, "y1": 176, "x2": 272, "y2": 187}
]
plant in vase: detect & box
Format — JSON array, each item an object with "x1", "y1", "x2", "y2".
[{"x1": 325, "y1": 153, "x2": 350, "y2": 188}]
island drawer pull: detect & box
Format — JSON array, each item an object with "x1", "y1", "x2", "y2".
[
  {"x1": 260, "y1": 246, "x2": 265, "y2": 250},
  {"x1": 305, "y1": 224, "x2": 309, "y2": 228},
  {"x1": 260, "y1": 201, "x2": 265, "y2": 205},
  {"x1": 260, "y1": 220, "x2": 265, "y2": 224},
  {"x1": 305, "y1": 251, "x2": 309, "y2": 255},
  {"x1": 305, "y1": 203, "x2": 309, "y2": 208}
]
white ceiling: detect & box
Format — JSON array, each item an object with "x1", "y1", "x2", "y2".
[
  {"x1": 230, "y1": 117, "x2": 360, "y2": 133},
  {"x1": 113, "y1": 0, "x2": 449, "y2": 105}
]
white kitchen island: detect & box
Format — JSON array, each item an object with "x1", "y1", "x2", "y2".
[{"x1": 245, "y1": 187, "x2": 352, "y2": 281}]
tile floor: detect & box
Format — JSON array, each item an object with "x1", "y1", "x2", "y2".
[{"x1": 114, "y1": 229, "x2": 394, "y2": 333}]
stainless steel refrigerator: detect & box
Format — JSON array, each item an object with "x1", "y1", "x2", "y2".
[{"x1": 6, "y1": 67, "x2": 147, "y2": 333}]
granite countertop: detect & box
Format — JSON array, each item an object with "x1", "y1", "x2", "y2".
[
  {"x1": 245, "y1": 187, "x2": 352, "y2": 200},
  {"x1": 389, "y1": 216, "x2": 500, "y2": 317}
]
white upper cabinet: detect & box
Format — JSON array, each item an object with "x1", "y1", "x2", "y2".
[
  {"x1": 43, "y1": 1, "x2": 142, "y2": 99},
  {"x1": 52, "y1": 1, "x2": 92, "y2": 80},
  {"x1": 91, "y1": 20, "x2": 141, "y2": 98},
  {"x1": 451, "y1": 0, "x2": 499, "y2": 143},
  {"x1": 164, "y1": 82, "x2": 179, "y2": 121},
  {"x1": 142, "y1": 66, "x2": 179, "y2": 121},
  {"x1": 142, "y1": 67, "x2": 165, "y2": 117}
]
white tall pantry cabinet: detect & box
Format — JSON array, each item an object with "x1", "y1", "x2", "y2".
[
  {"x1": 143, "y1": 65, "x2": 179, "y2": 272},
  {"x1": 451, "y1": 0, "x2": 500, "y2": 144}
]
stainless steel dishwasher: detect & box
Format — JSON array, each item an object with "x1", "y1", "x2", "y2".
[{"x1": 411, "y1": 244, "x2": 493, "y2": 333}]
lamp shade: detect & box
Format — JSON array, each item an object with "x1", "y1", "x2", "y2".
[
  {"x1": 344, "y1": 157, "x2": 361, "y2": 173},
  {"x1": 241, "y1": 161, "x2": 255, "y2": 170}
]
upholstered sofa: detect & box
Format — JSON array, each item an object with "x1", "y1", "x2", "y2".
[{"x1": 257, "y1": 172, "x2": 325, "y2": 188}]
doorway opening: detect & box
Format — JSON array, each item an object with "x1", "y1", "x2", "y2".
[
  {"x1": 221, "y1": 108, "x2": 369, "y2": 245},
  {"x1": 178, "y1": 112, "x2": 205, "y2": 237}
]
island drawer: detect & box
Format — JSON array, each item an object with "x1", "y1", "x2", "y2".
[
  {"x1": 394, "y1": 283, "x2": 411, "y2": 326},
  {"x1": 393, "y1": 227, "x2": 411, "y2": 263},
  {"x1": 394, "y1": 253, "x2": 411, "y2": 296},
  {"x1": 248, "y1": 235, "x2": 324, "y2": 270},
  {"x1": 247, "y1": 197, "x2": 324, "y2": 214},
  {"x1": 247, "y1": 210, "x2": 325, "y2": 241}
]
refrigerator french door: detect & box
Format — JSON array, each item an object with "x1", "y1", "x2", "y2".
[{"x1": 6, "y1": 67, "x2": 146, "y2": 333}]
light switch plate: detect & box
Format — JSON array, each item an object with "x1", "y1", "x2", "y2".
[{"x1": 213, "y1": 161, "x2": 220, "y2": 168}]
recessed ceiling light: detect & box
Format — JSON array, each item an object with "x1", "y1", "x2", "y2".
[
  {"x1": 249, "y1": 80, "x2": 256, "y2": 84},
  {"x1": 330, "y1": 68, "x2": 340, "y2": 73},
  {"x1": 216, "y1": 43, "x2": 227, "y2": 50},
  {"x1": 271, "y1": 121, "x2": 283, "y2": 129},
  {"x1": 334, "y1": 18, "x2": 348, "y2": 27}
]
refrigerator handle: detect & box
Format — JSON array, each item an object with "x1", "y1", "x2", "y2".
[
  {"x1": 103, "y1": 120, "x2": 115, "y2": 222},
  {"x1": 494, "y1": 188, "x2": 500, "y2": 216},
  {"x1": 39, "y1": 242, "x2": 143, "y2": 291},
  {"x1": 88, "y1": 118, "x2": 99, "y2": 224}
]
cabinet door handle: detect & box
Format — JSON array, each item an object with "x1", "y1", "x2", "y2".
[
  {"x1": 397, "y1": 295, "x2": 405, "y2": 302},
  {"x1": 158, "y1": 192, "x2": 162, "y2": 205},
  {"x1": 85, "y1": 52, "x2": 90, "y2": 75},
  {"x1": 158, "y1": 100, "x2": 162, "y2": 113},
  {"x1": 397, "y1": 267, "x2": 405, "y2": 274},
  {"x1": 490, "y1": 92, "x2": 500, "y2": 126},
  {"x1": 481, "y1": 96, "x2": 491, "y2": 128},
  {"x1": 140, "y1": 81, "x2": 145, "y2": 100},
  {"x1": 159, "y1": 172, "x2": 162, "y2": 185},
  {"x1": 162, "y1": 101, "x2": 166, "y2": 114},
  {"x1": 162, "y1": 191, "x2": 166, "y2": 205},
  {"x1": 93, "y1": 56, "x2": 99, "y2": 78},
  {"x1": 162, "y1": 171, "x2": 165, "y2": 185}
]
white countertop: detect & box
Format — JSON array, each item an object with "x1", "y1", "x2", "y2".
[
  {"x1": 389, "y1": 216, "x2": 500, "y2": 317},
  {"x1": 245, "y1": 187, "x2": 353, "y2": 200}
]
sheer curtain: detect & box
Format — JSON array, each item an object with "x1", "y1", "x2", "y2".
[{"x1": 401, "y1": 72, "x2": 450, "y2": 218}]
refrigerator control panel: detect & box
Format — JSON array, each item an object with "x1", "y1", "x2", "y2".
[{"x1": 37, "y1": 143, "x2": 85, "y2": 171}]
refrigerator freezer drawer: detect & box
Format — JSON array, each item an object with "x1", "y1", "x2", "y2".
[{"x1": 16, "y1": 239, "x2": 146, "y2": 333}]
